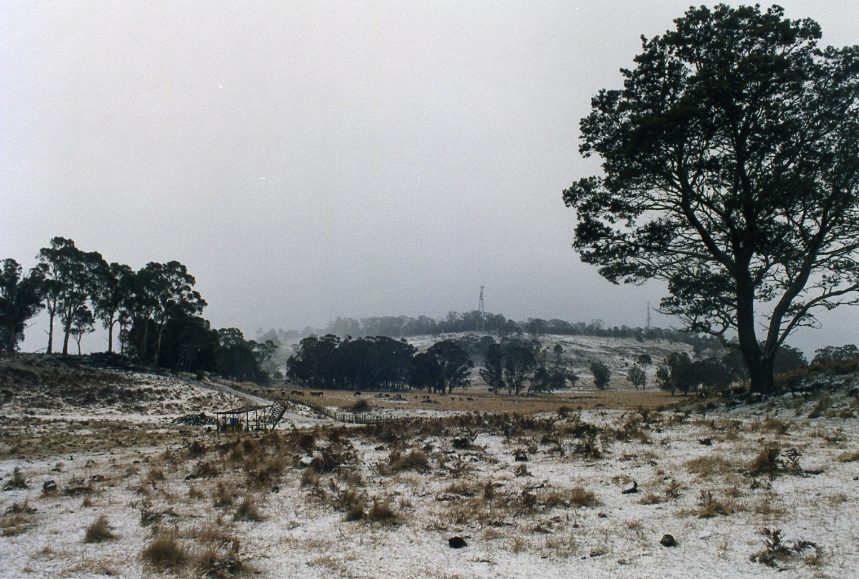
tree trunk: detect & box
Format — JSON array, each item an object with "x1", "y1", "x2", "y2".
[
  {"x1": 46, "y1": 311, "x2": 55, "y2": 354},
  {"x1": 735, "y1": 278, "x2": 773, "y2": 394},
  {"x1": 107, "y1": 317, "x2": 114, "y2": 355},
  {"x1": 62, "y1": 320, "x2": 71, "y2": 356},
  {"x1": 154, "y1": 325, "x2": 164, "y2": 366}
]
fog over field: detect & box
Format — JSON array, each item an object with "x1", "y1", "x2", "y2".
[{"x1": 1, "y1": 1, "x2": 856, "y2": 354}]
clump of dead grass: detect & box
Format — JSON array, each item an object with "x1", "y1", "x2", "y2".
[
  {"x1": 384, "y1": 449, "x2": 430, "y2": 474},
  {"x1": 3, "y1": 467, "x2": 28, "y2": 490},
  {"x1": 234, "y1": 496, "x2": 264, "y2": 522},
  {"x1": 686, "y1": 454, "x2": 736, "y2": 478},
  {"x1": 83, "y1": 515, "x2": 116, "y2": 543},
  {"x1": 141, "y1": 531, "x2": 188, "y2": 571},
  {"x1": 0, "y1": 500, "x2": 36, "y2": 536},
  {"x1": 569, "y1": 486, "x2": 599, "y2": 508},
  {"x1": 367, "y1": 498, "x2": 399, "y2": 524}
]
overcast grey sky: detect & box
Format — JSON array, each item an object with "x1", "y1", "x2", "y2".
[{"x1": 1, "y1": 1, "x2": 857, "y2": 354}]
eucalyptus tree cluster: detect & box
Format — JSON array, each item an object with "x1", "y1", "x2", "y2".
[
  {"x1": 2, "y1": 237, "x2": 277, "y2": 382},
  {"x1": 286, "y1": 335, "x2": 472, "y2": 393},
  {"x1": 479, "y1": 337, "x2": 570, "y2": 395},
  {"x1": 30, "y1": 237, "x2": 205, "y2": 362}
]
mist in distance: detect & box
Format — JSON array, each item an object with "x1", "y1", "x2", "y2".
[{"x1": 1, "y1": 1, "x2": 857, "y2": 355}]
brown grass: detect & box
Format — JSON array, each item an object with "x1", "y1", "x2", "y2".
[
  {"x1": 83, "y1": 515, "x2": 116, "y2": 543},
  {"x1": 141, "y1": 531, "x2": 187, "y2": 571},
  {"x1": 234, "y1": 497, "x2": 264, "y2": 522},
  {"x1": 686, "y1": 455, "x2": 737, "y2": 477},
  {"x1": 367, "y1": 498, "x2": 399, "y2": 524},
  {"x1": 569, "y1": 486, "x2": 599, "y2": 508},
  {"x1": 838, "y1": 449, "x2": 859, "y2": 463},
  {"x1": 385, "y1": 449, "x2": 430, "y2": 473},
  {"x1": 278, "y1": 387, "x2": 675, "y2": 416}
]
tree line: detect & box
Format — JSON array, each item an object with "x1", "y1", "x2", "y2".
[
  {"x1": 286, "y1": 333, "x2": 586, "y2": 396},
  {"x1": 286, "y1": 335, "x2": 472, "y2": 393},
  {"x1": 313, "y1": 311, "x2": 724, "y2": 350},
  {"x1": 0, "y1": 237, "x2": 276, "y2": 382}
]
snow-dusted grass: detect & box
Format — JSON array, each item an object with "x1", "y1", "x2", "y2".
[
  {"x1": 1, "y1": 355, "x2": 858, "y2": 577},
  {"x1": 2, "y1": 394, "x2": 858, "y2": 578}
]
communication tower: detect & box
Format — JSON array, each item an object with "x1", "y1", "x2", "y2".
[
  {"x1": 646, "y1": 302, "x2": 652, "y2": 330},
  {"x1": 479, "y1": 286, "x2": 486, "y2": 333}
]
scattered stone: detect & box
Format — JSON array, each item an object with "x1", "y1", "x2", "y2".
[
  {"x1": 698, "y1": 438, "x2": 713, "y2": 446},
  {"x1": 42, "y1": 480, "x2": 58, "y2": 494},
  {"x1": 621, "y1": 481, "x2": 638, "y2": 494},
  {"x1": 660, "y1": 534, "x2": 677, "y2": 547},
  {"x1": 598, "y1": 512, "x2": 608, "y2": 518},
  {"x1": 448, "y1": 536, "x2": 467, "y2": 549},
  {"x1": 514, "y1": 450, "x2": 528, "y2": 462}
]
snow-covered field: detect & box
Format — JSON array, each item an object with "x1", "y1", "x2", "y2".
[{"x1": 1, "y1": 354, "x2": 858, "y2": 578}]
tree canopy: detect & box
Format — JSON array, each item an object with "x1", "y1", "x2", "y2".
[{"x1": 563, "y1": 4, "x2": 859, "y2": 393}]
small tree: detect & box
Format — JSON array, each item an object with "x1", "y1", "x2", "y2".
[
  {"x1": 657, "y1": 352, "x2": 693, "y2": 395},
  {"x1": 589, "y1": 360, "x2": 611, "y2": 390},
  {"x1": 503, "y1": 340, "x2": 538, "y2": 395},
  {"x1": 70, "y1": 307, "x2": 95, "y2": 356},
  {"x1": 479, "y1": 342, "x2": 505, "y2": 394},
  {"x1": 626, "y1": 366, "x2": 646, "y2": 390},
  {"x1": 427, "y1": 340, "x2": 473, "y2": 394}
]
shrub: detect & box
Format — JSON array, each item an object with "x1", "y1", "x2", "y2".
[
  {"x1": 297, "y1": 431, "x2": 316, "y2": 452},
  {"x1": 349, "y1": 399, "x2": 371, "y2": 414},
  {"x1": 589, "y1": 361, "x2": 611, "y2": 389},
  {"x1": 84, "y1": 515, "x2": 116, "y2": 543}
]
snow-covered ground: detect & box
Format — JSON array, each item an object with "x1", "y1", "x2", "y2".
[{"x1": 1, "y1": 373, "x2": 858, "y2": 578}]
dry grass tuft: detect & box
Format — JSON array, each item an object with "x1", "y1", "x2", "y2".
[
  {"x1": 569, "y1": 486, "x2": 599, "y2": 508},
  {"x1": 0, "y1": 500, "x2": 36, "y2": 536},
  {"x1": 141, "y1": 531, "x2": 187, "y2": 571},
  {"x1": 213, "y1": 482, "x2": 235, "y2": 508},
  {"x1": 385, "y1": 449, "x2": 430, "y2": 474},
  {"x1": 84, "y1": 515, "x2": 116, "y2": 543},
  {"x1": 3, "y1": 467, "x2": 28, "y2": 490},
  {"x1": 695, "y1": 490, "x2": 735, "y2": 518},
  {"x1": 837, "y1": 449, "x2": 859, "y2": 463},
  {"x1": 686, "y1": 455, "x2": 736, "y2": 477},
  {"x1": 234, "y1": 497, "x2": 264, "y2": 522},
  {"x1": 367, "y1": 498, "x2": 399, "y2": 524}
]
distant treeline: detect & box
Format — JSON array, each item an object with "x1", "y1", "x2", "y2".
[
  {"x1": 264, "y1": 311, "x2": 724, "y2": 351},
  {"x1": 0, "y1": 237, "x2": 276, "y2": 383},
  {"x1": 286, "y1": 335, "x2": 472, "y2": 393},
  {"x1": 285, "y1": 333, "x2": 577, "y2": 395}
]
